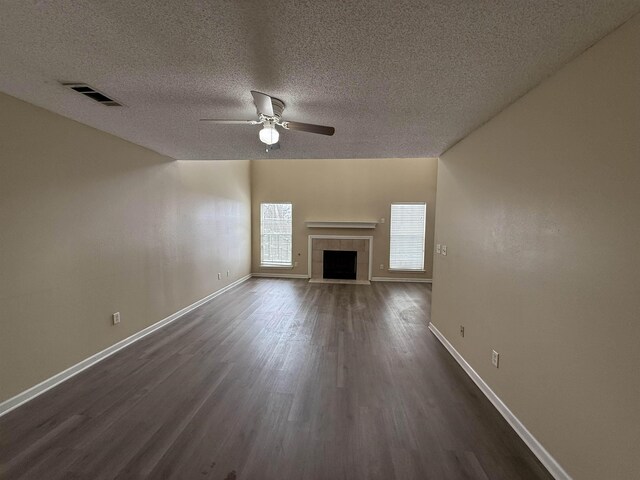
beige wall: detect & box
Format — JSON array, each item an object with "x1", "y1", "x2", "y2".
[
  {"x1": 431, "y1": 14, "x2": 640, "y2": 480},
  {"x1": 0, "y1": 93, "x2": 251, "y2": 403},
  {"x1": 250, "y1": 158, "x2": 438, "y2": 279}
]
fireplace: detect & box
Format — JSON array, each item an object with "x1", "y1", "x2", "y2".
[
  {"x1": 323, "y1": 250, "x2": 357, "y2": 280},
  {"x1": 308, "y1": 235, "x2": 372, "y2": 284}
]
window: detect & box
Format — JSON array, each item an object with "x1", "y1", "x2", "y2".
[
  {"x1": 389, "y1": 203, "x2": 426, "y2": 271},
  {"x1": 260, "y1": 203, "x2": 293, "y2": 267}
]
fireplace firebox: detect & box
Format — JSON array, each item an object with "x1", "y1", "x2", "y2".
[{"x1": 323, "y1": 250, "x2": 357, "y2": 280}]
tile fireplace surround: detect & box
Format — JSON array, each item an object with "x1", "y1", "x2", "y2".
[{"x1": 308, "y1": 235, "x2": 373, "y2": 284}]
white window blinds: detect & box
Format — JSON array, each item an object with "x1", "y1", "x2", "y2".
[
  {"x1": 389, "y1": 203, "x2": 426, "y2": 270},
  {"x1": 260, "y1": 203, "x2": 292, "y2": 266}
]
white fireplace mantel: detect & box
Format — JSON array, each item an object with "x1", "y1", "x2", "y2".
[{"x1": 305, "y1": 221, "x2": 378, "y2": 229}]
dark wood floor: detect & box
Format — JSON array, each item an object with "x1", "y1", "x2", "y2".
[{"x1": 1, "y1": 279, "x2": 553, "y2": 480}]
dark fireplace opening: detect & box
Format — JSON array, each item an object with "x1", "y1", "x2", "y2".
[{"x1": 323, "y1": 250, "x2": 357, "y2": 280}]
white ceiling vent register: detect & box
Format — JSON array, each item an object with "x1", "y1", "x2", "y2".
[{"x1": 61, "y1": 83, "x2": 122, "y2": 106}]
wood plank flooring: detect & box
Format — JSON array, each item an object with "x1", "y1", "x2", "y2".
[{"x1": 0, "y1": 279, "x2": 553, "y2": 480}]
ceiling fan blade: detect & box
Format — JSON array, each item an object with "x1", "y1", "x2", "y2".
[
  {"x1": 250, "y1": 91, "x2": 274, "y2": 117},
  {"x1": 283, "y1": 121, "x2": 335, "y2": 136},
  {"x1": 199, "y1": 119, "x2": 260, "y2": 124}
]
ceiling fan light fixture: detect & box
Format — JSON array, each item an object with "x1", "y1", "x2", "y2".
[
  {"x1": 259, "y1": 125, "x2": 279, "y2": 145},
  {"x1": 200, "y1": 91, "x2": 335, "y2": 150}
]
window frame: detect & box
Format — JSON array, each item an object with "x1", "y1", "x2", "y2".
[
  {"x1": 388, "y1": 202, "x2": 427, "y2": 272},
  {"x1": 260, "y1": 202, "x2": 293, "y2": 268}
]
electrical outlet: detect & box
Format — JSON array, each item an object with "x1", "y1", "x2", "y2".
[
  {"x1": 492, "y1": 350, "x2": 500, "y2": 368},
  {"x1": 217, "y1": 273, "x2": 221, "y2": 280},
  {"x1": 379, "y1": 264, "x2": 384, "y2": 270},
  {"x1": 112, "y1": 312, "x2": 121, "y2": 325},
  {"x1": 460, "y1": 325, "x2": 465, "y2": 337},
  {"x1": 380, "y1": 218, "x2": 385, "y2": 223},
  {"x1": 294, "y1": 261, "x2": 298, "y2": 267},
  {"x1": 436, "y1": 243, "x2": 441, "y2": 254},
  {"x1": 442, "y1": 245, "x2": 447, "y2": 256}
]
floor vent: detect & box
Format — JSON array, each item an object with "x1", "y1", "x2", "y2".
[{"x1": 61, "y1": 83, "x2": 122, "y2": 106}]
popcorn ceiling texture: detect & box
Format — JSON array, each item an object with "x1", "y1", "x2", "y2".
[{"x1": 0, "y1": 0, "x2": 638, "y2": 160}]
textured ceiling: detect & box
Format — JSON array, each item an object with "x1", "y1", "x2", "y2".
[{"x1": 1, "y1": 1, "x2": 639, "y2": 160}]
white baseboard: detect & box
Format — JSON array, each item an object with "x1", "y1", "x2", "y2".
[
  {"x1": 371, "y1": 276, "x2": 432, "y2": 283},
  {"x1": 251, "y1": 273, "x2": 310, "y2": 279},
  {"x1": 0, "y1": 274, "x2": 252, "y2": 417},
  {"x1": 251, "y1": 274, "x2": 431, "y2": 284},
  {"x1": 428, "y1": 322, "x2": 571, "y2": 480}
]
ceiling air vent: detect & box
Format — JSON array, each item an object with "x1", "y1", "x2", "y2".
[{"x1": 61, "y1": 83, "x2": 122, "y2": 106}]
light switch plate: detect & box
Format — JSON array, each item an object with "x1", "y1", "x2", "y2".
[{"x1": 492, "y1": 350, "x2": 500, "y2": 368}]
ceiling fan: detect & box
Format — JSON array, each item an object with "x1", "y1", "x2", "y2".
[{"x1": 200, "y1": 91, "x2": 335, "y2": 150}]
